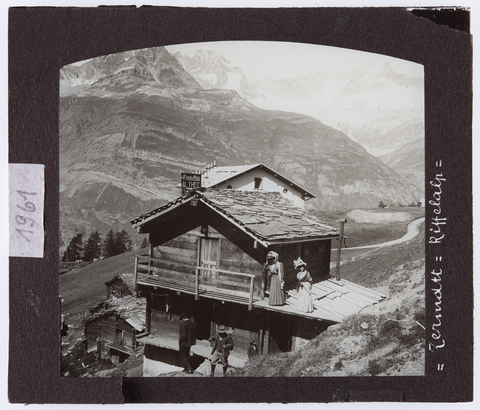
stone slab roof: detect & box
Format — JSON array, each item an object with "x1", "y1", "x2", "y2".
[
  {"x1": 131, "y1": 189, "x2": 338, "y2": 245},
  {"x1": 86, "y1": 295, "x2": 146, "y2": 330},
  {"x1": 104, "y1": 273, "x2": 136, "y2": 291}
]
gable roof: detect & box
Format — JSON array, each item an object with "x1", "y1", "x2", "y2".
[
  {"x1": 104, "y1": 273, "x2": 136, "y2": 291},
  {"x1": 201, "y1": 163, "x2": 315, "y2": 199},
  {"x1": 131, "y1": 189, "x2": 337, "y2": 246},
  {"x1": 86, "y1": 295, "x2": 146, "y2": 329}
]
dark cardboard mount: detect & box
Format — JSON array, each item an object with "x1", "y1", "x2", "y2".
[{"x1": 8, "y1": 6, "x2": 473, "y2": 403}]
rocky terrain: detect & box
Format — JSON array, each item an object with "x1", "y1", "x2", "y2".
[
  {"x1": 380, "y1": 138, "x2": 425, "y2": 192},
  {"x1": 172, "y1": 49, "x2": 259, "y2": 100},
  {"x1": 60, "y1": 46, "x2": 422, "y2": 248}
]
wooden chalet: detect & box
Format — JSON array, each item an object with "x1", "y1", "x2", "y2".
[
  {"x1": 190, "y1": 162, "x2": 315, "y2": 209},
  {"x1": 130, "y1": 188, "x2": 385, "y2": 375},
  {"x1": 85, "y1": 277, "x2": 146, "y2": 364},
  {"x1": 104, "y1": 273, "x2": 135, "y2": 299}
]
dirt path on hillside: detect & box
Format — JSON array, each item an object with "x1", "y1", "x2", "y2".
[{"x1": 335, "y1": 217, "x2": 425, "y2": 251}]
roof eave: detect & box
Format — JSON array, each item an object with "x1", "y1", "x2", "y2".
[
  {"x1": 131, "y1": 193, "x2": 195, "y2": 231},
  {"x1": 257, "y1": 163, "x2": 316, "y2": 199},
  {"x1": 266, "y1": 234, "x2": 339, "y2": 246}
]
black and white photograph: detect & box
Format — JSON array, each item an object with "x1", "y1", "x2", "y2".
[
  {"x1": 59, "y1": 41, "x2": 425, "y2": 378},
  {"x1": 7, "y1": 5, "x2": 473, "y2": 404}
]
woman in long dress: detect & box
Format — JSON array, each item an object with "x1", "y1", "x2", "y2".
[
  {"x1": 294, "y1": 257, "x2": 313, "y2": 313},
  {"x1": 264, "y1": 251, "x2": 285, "y2": 306}
]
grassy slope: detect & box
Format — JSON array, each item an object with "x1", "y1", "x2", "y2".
[
  {"x1": 338, "y1": 223, "x2": 425, "y2": 289},
  {"x1": 60, "y1": 249, "x2": 145, "y2": 315}
]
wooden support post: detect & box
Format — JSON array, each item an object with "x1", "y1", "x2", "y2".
[
  {"x1": 264, "y1": 312, "x2": 270, "y2": 355},
  {"x1": 335, "y1": 218, "x2": 347, "y2": 281},
  {"x1": 148, "y1": 242, "x2": 153, "y2": 275},
  {"x1": 196, "y1": 237, "x2": 202, "y2": 300},
  {"x1": 195, "y1": 267, "x2": 199, "y2": 300},
  {"x1": 248, "y1": 276, "x2": 254, "y2": 310},
  {"x1": 134, "y1": 256, "x2": 139, "y2": 292},
  {"x1": 145, "y1": 293, "x2": 151, "y2": 333}
]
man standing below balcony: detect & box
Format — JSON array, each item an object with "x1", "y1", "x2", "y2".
[
  {"x1": 179, "y1": 311, "x2": 196, "y2": 374},
  {"x1": 209, "y1": 324, "x2": 234, "y2": 377}
]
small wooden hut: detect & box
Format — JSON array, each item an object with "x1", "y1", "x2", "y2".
[
  {"x1": 84, "y1": 295, "x2": 146, "y2": 364},
  {"x1": 104, "y1": 273, "x2": 135, "y2": 299}
]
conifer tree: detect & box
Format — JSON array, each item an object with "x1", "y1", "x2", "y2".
[
  {"x1": 83, "y1": 231, "x2": 102, "y2": 261},
  {"x1": 140, "y1": 236, "x2": 149, "y2": 249},
  {"x1": 118, "y1": 229, "x2": 133, "y2": 252},
  {"x1": 114, "y1": 231, "x2": 127, "y2": 255},
  {"x1": 64, "y1": 233, "x2": 83, "y2": 261},
  {"x1": 103, "y1": 229, "x2": 117, "y2": 258}
]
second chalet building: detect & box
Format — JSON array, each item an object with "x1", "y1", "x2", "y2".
[
  {"x1": 183, "y1": 162, "x2": 315, "y2": 210},
  {"x1": 131, "y1": 165, "x2": 384, "y2": 376}
]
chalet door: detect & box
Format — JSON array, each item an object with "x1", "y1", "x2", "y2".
[
  {"x1": 115, "y1": 328, "x2": 124, "y2": 344},
  {"x1": 200, "y1": 238, "x2": 220, "y2": 282}
]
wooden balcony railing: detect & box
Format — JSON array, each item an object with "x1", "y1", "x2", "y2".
[
  {"x1": 134, "y1": 255, "x2": 258, "y2": 310},
  {"x1": 195, "y1": 266, "x2": 256, "y2": 310}
]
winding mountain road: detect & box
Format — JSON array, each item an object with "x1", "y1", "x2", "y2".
[{"x1": 339, "y1": 217, "x2": 425, "y2": 251}]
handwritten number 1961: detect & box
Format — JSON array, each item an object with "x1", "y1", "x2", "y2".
[
  {"x1": 16, "y1": 215, "x2": 35, "y2": 227},
  {"x1": 17, "y1": 190, "x2": 36, "y2": 212},
  {"x1": 15, "y1": 190, "x2": 37, "y2": 242}
]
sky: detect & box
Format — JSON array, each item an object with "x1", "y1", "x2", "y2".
[{"x1": 166, "y1": 41, "x2": 424, "y2": 82}]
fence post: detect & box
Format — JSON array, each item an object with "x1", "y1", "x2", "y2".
[
  {"x1": 195, "y1": 267, "x2": 199, "y2": 300},
  {"x1": 335, "y1": 218, "x2": 347, "y2": 281}
]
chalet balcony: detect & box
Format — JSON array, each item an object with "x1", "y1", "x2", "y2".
[
  {"x1": 134, "y1": 254, "x2": 260, "y2": 310},
  {"x1": 133, "y1": 254, "x2": 386, "y2": 323}
]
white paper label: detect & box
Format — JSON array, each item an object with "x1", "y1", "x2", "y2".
[{"x1": 9, "y1": 164, "x2": 45, "y2": 258}]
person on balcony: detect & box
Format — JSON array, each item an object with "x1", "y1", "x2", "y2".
[
  {"x1": 179, "y1": 311, "x2": 196, "y2": 374},
  {"x1": 209, "y1": 325, "x2": 234, "y2": 377},
  {"x1": 264, "y1": 251, "x2": 285, "y2": 306},
  {"x1": 294, "y1": 257, "x2": 314, "y2": 313}
]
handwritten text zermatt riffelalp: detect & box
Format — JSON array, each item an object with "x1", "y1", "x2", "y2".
[
  {"x1": 429, "y1": 161, "x2": 446, "y2": 244},
  {"x1": 428, "y1": 160, "x2": 446, "y2": 355}
]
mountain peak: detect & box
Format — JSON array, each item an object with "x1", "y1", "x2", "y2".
[
  {"x1": 172, "y1": 48, "x2": 258, "y2": 99},
  {"x1": 61, "y1": 46, "x2": 201, "y2": 97}
]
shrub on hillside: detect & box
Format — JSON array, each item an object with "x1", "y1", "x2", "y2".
[
  {"x1": 367, "y1": 358, "x2": 387, "y2": 376},
  {"x1": 334, "y1": 360, "x2": 343, "y2": 370},
  {"x1": 413, "y1": 309, "x2": 426, "y2": 326},
  {"x1": 379, "y1": 320, "x2": 402, "y2": 338},
  {"x1": 399, "y1": 325, "x2": 424, "y2": 348}
]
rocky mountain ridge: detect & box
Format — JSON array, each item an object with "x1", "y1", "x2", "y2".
[{"x1": 171, "y1": 48, "x2": 424, "y2": 189}]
